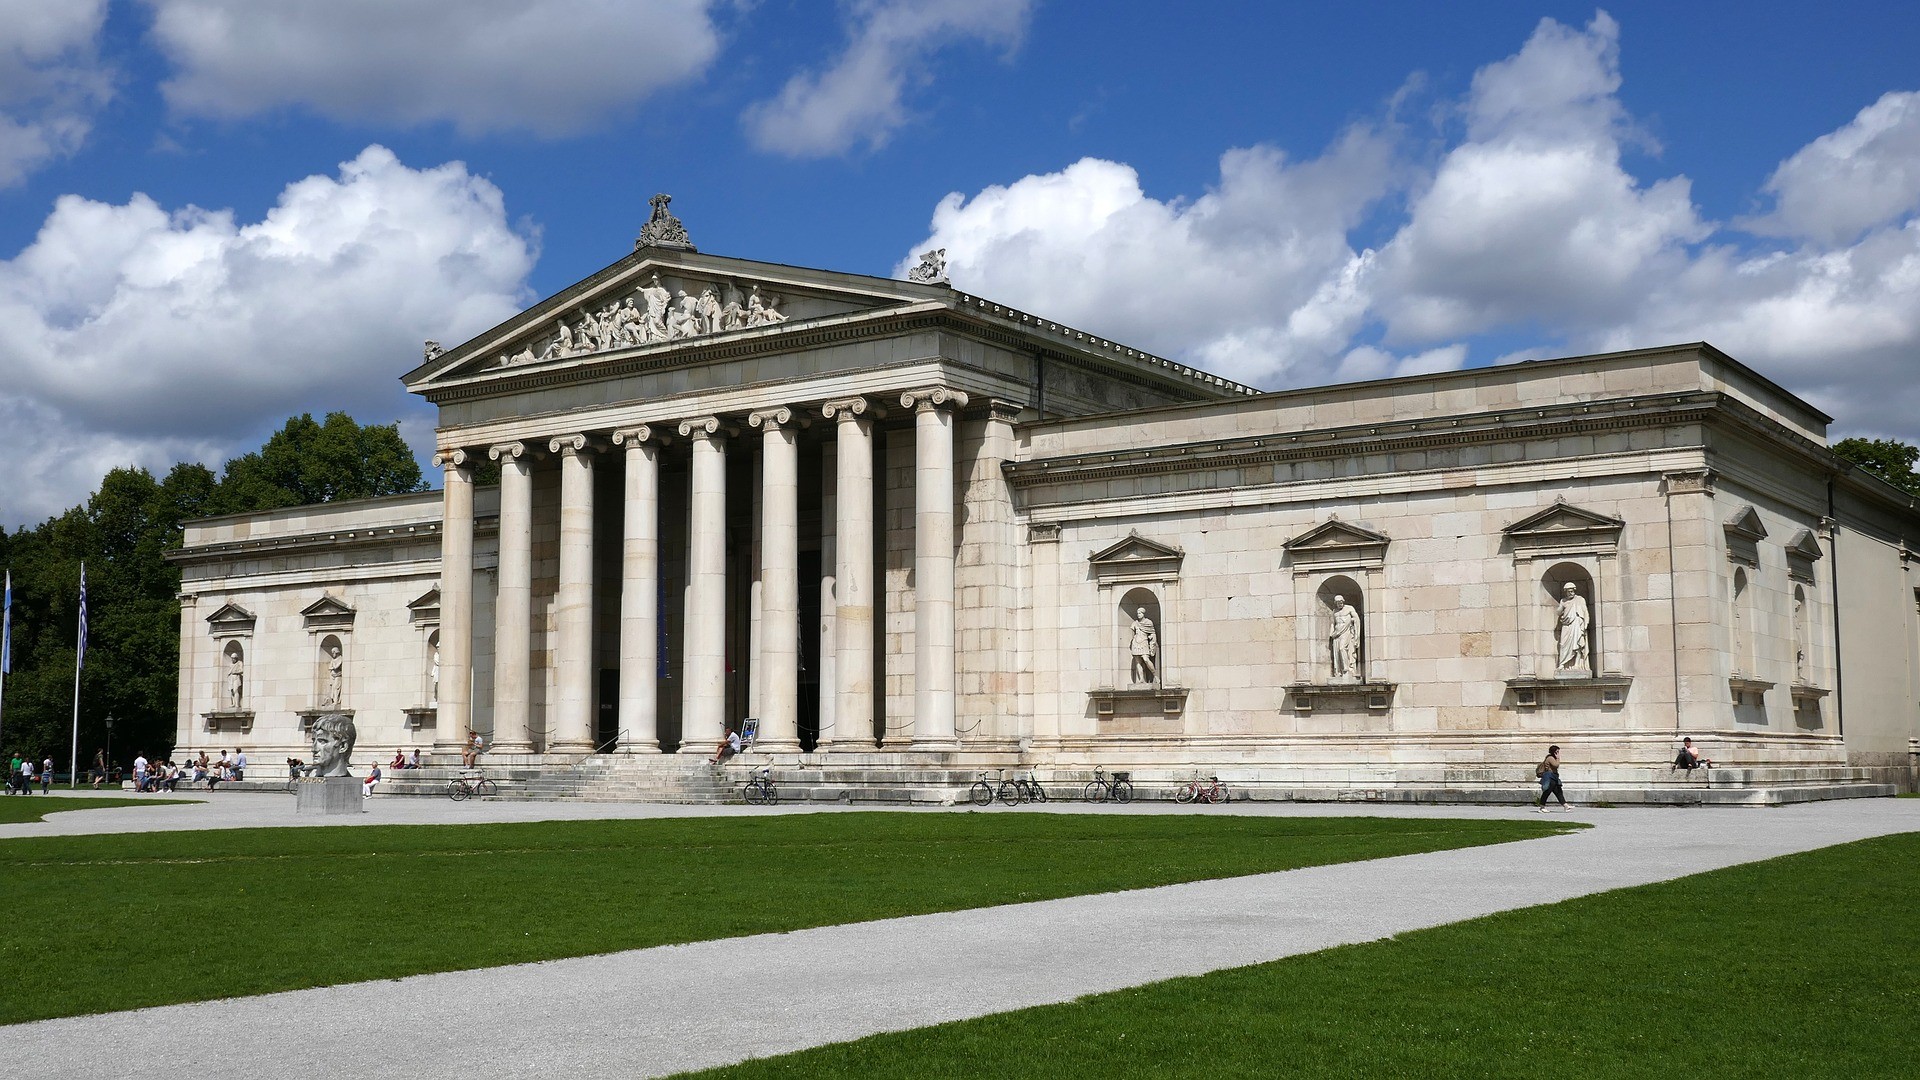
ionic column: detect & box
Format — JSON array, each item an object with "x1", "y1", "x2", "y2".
[
  {"x1": 490, "y1": 441, "x2": 534, "y2": 754},
  {"x1": 612, "y1": 426, "x2": 662, "y2": 753},
  {"x1": 817, "y1": 441, "x2": 838, "y2": 749},
  {"x1": 679, "y1": 417, "x2": 729, "y2": 743},
  {"x1": 550, "y1": 434, "x2": 596, "y2": 754},
  {"x1": 434, "y1": 449, "x2": 474, "y2": 759},
  {"x1": 750, "y1": 408, "x2": 801, "y2": 752},
  {"x1": 904, "y1": 387, "x2": 968, "y2": 750},
  {"x1": 824, "y1": 397, "x2": 874, "y2": 749}
]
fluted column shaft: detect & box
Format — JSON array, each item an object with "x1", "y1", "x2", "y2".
[
  {"x1": 551, "y1": 435, "x2": 596, "y2": 753},
  {"x1": 680, "y1": 418, "x2": 729, "y2": 742},
  {"x1": 906, "y1": 388, "x2": 967, "y2": 750},
  {"x1": 825, "y1": 398, "x2": 874, "y2": 749},
  {"x1": 490, "y1": 442, "x2": 534, "y2": 753},
  {"x1": 613, "y1": 427, "x2": 661, "y2": 752},
  {"x1": 434, "y1": 450, "x2": 474, "y2": 759},
  {"x1": 751, "y1": 408, "x2": 800, "y2": 751}
]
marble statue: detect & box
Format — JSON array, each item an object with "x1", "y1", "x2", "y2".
[
  {"x1": 423, "y1": 340, "x2": 443, "y2": 362},
  {"x1": 667, "y1": 291, "x2": 701, "y2": 339},
  {"x1": 1129, "y1": 608, "x2": 1158, "y2": 686},
  {"x1": 1556, "y1": 582, "x2": 1590, "y2": 672},
  {"x1": 721, "y1": 283, "x2": 747, "y2": 330},
  {"x1": 1328, "y1": 595, "x2": 1360, "y2": 680},
  {"x1": 907, "y1": 248, "x2": 948, "y2": 284},
  {"x1": 309, "y1": 712, "x2": 357, "y2": 778},
  {"x1": 614, "y1": 297, "x2": 644, "y2": 346},
  {"x1": 429, "y1": 645, "x2": 440, "y2": 707},
  {"x1": 322, "y1": 644, "x2": 344, "y2": 707},
  {"x1": 697, "y1": 286, "x2": 722, "y2": 334},
  {"x1": 746, "y1": 285, "x2": 787, "y2": 326},
  {"x1": 640, "y1": 273, "x2": 672, "y2": 340},
  {"x1": 1793, "y1": 593, "x2": 1808, "y2": 683},
  {"x1": 225, "y1": 652, "x2": 244, "y2": 711},
  {"x1": 636, "y1": 192, "x2": 694, "y2": 250}
]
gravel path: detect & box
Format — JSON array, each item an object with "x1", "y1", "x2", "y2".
[{"x1": 2, "y1": 794, "x2": 1914, "y2": 1078}]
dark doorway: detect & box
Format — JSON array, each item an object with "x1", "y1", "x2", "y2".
[{"x1": 596, "y1": 668, "x2": 618, "y2": 750}]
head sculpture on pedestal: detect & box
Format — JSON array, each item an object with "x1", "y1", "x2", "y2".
[{"x1": 310, "y1": 713, "x2": 357, "y2": 778}]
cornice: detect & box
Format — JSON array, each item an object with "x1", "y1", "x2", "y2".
[{"x1": 165, "y1": 517, "x2": 499, "y2": 567}]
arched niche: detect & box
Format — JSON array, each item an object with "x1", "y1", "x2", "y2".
[
  {"x1": 318, "y1": 633, "x2": 345, "y2": 708},
  {"x1": 220, "y1": 640, "x2": 246, "y2": 712},
  {"x1": 1542, "y1": 562, "x2": 1595, "y2": 677},
  {"x1": 1315, "y1": 575, "x2": 1365, "y2": 682},
  {"x1": 1117, "y1": 586, "x2": 1162, "y2": 687},
  {"x1": 1730, "y1": 566, "x2": 1752, "y2": 676}
]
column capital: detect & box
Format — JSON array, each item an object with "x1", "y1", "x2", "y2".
[
  {"x1": 611, "y1": 425, "x2": 665, "y2": 447},
  {"x1": 823, "y1": 396, "x2": 874, "y2": 422},
  {"x1": 748, "y1": 406, "x2": 797, "y2": 431},
  {"x1": 488, "y1": 440, "x2": 528, "y2": 462},
  {"x1": 549, "y1": 433, "x2": 599, "y2": 457},
  {"x1": 901, "y1": 387, "x2": 970, "y2": 413},
  {"x1": 1662, "y1": 468, "x2": 1715, "y2": 497},
  {"x1": 985, "y1": 399, "x2": 1023, "y2": 424},
  {"x1": 432, "y1": 447, "x2": 470, "y2": 468},
  {"x1": 677, "y1": 416, "x2": 731, "y2": 442}
]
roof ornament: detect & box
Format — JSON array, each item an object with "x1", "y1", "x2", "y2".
[
  {"x1": 636, "y1": 193, "x2": 696, "y2": 252},
  {"x1": 906, "y1": 247, "x2": 948, "y2": 285}
]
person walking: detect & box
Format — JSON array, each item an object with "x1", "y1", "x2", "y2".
[
  {"x1": 1534, "y1": 744, "x2": 1571, "y2": 811},
  {"x1": 40, "y1": 756, "x2": 53, "y2": 793}
]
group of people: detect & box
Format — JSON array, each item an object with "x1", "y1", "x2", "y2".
[
  {"x1": 4, "y1": 755, "x2": 54, "y2": 794},
  {"x1": 131, "y1": 749, "x2": 248, "y2": 792},
  {"x1": 1534, "y1": 737, "x2": 1719, "y2": 810}
]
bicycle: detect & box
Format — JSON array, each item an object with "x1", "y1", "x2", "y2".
[
  {"x1": 284, "y1": 759, "x2": 312, "y2": 794},
  {"x1": 448, "y1": 772, "x2": 497, "y2": 801},
  {"x1": 742, "y1": 766, "x2": 778, "y2": 805},
  {"x1": 1015, "y1": 774, "x2": 1049, "y2": 803},
  {"x1": 969, "y1": 770, "x2": 1022, "y2": 806},
  {"x1": 1082, "y1": 768, "x2": 1134, "y2": 804},
  {"x1": 1174, "y1": 773, "x2": 1228, "y2": 804}
]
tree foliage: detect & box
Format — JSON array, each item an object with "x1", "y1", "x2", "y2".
[
  {"x1": 1833, "y1": 437, "x2": 1920, "y2": 495},
  {"x1": 1, "y1": 415, "x2": 424, "y2": 772}
]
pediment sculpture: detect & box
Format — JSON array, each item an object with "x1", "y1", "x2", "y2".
[{"x1": 498, "y1": 275, "x2": 789, "y2": 368}]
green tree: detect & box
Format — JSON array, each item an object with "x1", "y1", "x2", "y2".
[
  {"x1": 1833, "y1": 437, "x2": 1920, "y2": 495},
  {"x1": 214, "y1": 412, "x2": 426, "y2": 513}
]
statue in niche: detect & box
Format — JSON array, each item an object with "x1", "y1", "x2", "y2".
[
  {"x1": 639, "y1": 273, "x2": 672, "y2": 341},
  {"x1": 1328, "y1": 596, "x2": 1360, "y2": 681},
  {"x1": 1128, "y1": 608, "x2": 1159, "y2": 686},
  {"x1": 697, "y1": 285, "x2": 722, "y2": 334},
  {"x1": 667, "y1": 290, "x2": 701, "y2": 339},
  {"x1": 321, "y1": 644, "x2": 344, "y2": 707},
  {"x1": 225, "y1": 651, "x2": 245, "y2": 711},
  {"x1": 1556, "y1": 582, "x2": 1590, "y2": 673},
  {"x1": 720, "y1": 283, "x2": 747, "y2": 330},
  {"x1": 907, "y1": 248, "x2": 948, "y2": 284},
  {"x1": 429, "y1": 645, "x2": 440, "y2": 707},
  {"x1": 309, "y1": 712, "x2": 356, "y2": 778},
  {"x1": 1793, "y1": 594, "x2": 1808, "y2": 683}
]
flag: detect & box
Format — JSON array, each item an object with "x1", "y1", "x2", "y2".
[
  {"x1": 75, "y1": 563, "x2": 87, "y2": 672},
  {"x1": 2, "y1": 569, "x2": 11, "y2": 675}
]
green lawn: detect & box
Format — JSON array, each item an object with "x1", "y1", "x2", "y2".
[
  {"x1": 683, "y1": 831, "x2": 1920, "y2": 1079},
  {"x1": 0, "y1": 812, "x2": 1571, "y2": 1024},
  {"x1": 0, "y1": 794, "x2": 199, "y2": 824}
]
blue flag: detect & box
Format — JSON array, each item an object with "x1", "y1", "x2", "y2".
[
  {"x1": 2, "y1": 569, "x2": 11, "y2": 675},
  {"x1": 75, "y1": 563, "x2": 87, "y2": 672}
]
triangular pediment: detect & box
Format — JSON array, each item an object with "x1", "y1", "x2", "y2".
[
  {"x1": 1089, "y1": 534, "x2": 1185, "y2": 565},
  {"x1": 408, "y1": 586, "x2": 441, "y2": 611},
  {"x1": 1284, "y1": 519, "x2": 1392, "y2": 552},
  {"x1": 1724, "y1": 505, "x2": 1769, "y2": 542},
  {"x1": 405, "y1": 249, "x2": 943, "y2": 389},
  {"x1": 205, "y1": 603, "x2": 256, "y2": 633},
  {"x1": 1785, "y1": 530, "x2": 1823, "y2": 561},
  {"x1": 300, "y1": 595, "x2": 355, "y2": 618},
  {"x1": 1504, "y1": 502, "x2": 1625, "y2": 537}
]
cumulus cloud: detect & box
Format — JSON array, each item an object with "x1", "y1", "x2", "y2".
[
  {"x1": 143, "y1": 0, "x2": 723, "y2": 135},
  {"x1": 0, "y1": 0, "x2": 112, "y2": 186},
  {"x1": 902, "y1": 13, "x2": 1920, "y2": 445},
  {"x1": 0, "y1": 146, "x2": 537, "y2": 528},
  {"x1": 744, "y1": 0, "x2": 1032, "y2": 157}
]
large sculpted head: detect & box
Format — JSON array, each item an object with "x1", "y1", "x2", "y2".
[{"x1": 310, "y1": 713, "x2": 356, "y2": 777}]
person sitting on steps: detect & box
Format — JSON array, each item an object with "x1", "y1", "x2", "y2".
[
  {"x1": 1673, "y1": 736, "x2": 1714, "y2": 774},
  {"x1": 708, "y1": 726, "x2": 742, "y2": 766}
]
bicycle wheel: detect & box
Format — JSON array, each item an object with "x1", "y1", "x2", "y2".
[
  {"x1": 1082, "y1": 780, "x2": 1106, "y2": 803},
  {"x1": 1175, "y1": 783, "x2": 1197, "y2": 804},
  {"x1": 969, "y1": 781, "x2": 994, "y2": 806},
  {"x1": 1113, "y1": 779, "x2": 1134, "y2": 804},
  {"x1": 286, "y1": 777, "x2": 298, "y2": 794},
  {"x1": 475, "y1": 778, "x2": 497, "y2": 797},
  {"x1": 744, "y1": 780, "x2": 766, "y2": 805},
  {"x1": 449, "y1": 780, "x2": 469, "y2": 801},
  {"x1": 1032, "y1": 781, "x2": 1047, "y2": 803},
  {"x1": 997, "y1": 781, "x2": 1022, "y2": 805},
  {"x1": 764, "y1": 783, "x2": 779, "y2": 806},
  {"x1": 1211, "y1": 785, "x2": 1229, "y2": 804}
]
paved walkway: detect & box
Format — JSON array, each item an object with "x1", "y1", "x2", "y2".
[{"x1": 2, "y1": 794, "x2": 1915, "y2": 1078}]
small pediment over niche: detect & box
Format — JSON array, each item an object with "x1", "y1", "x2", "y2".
[
  {"x1": 1504, "y1": 501, "x2": 1623, "y2": 556},
  {"x1": 1785, "y1": 530, "x2": 1824, "y2": 581},
  {"x1": 205, "y1": 602, "x2": 256, "y2": 636},
  {"x1": 1724, "y1": 506, "x2": 1768, "y2": 567},
  {"x1": 301, "y1": 594, "x2": 356, "y2": 631},
  {"x1": 1088, "y1": 533, "x2": 1184, "y2": 582},
  {"x1": 1283, "y1": 519, "x2": 1391, "y2": 571},
  {"x1": 408, "y1": 585, "x2": 442, "y2": 626}
]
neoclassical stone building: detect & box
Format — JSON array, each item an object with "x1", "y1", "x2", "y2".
[{"x1": 171, "y1": 206, "x2": 1920, "y2": 795}]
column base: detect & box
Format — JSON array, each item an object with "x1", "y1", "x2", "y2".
[
  {"x1": 616, "y1": 742, "x2": 664, "y2": 754},
  {"x1": 489, "y1": 740, "x2": 536, "y2": 755},
  {"x1": 754, "y1": 738, "x2": 803, "y2": 754},
  {"x1": 549, "y1": 741, "x2": 596, "y2": 755},
  {"x1": 910, "y1": 738, "x2": 960, "y2": 752}
]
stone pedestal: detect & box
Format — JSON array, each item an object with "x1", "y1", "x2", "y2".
[{"x1": 295, "y1": 775, "x2": 364, "y2": 815}]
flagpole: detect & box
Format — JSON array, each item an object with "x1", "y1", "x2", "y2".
[
  {"x1": 0, "y1": 569, "x2": 10, "y2": 756},
  {"x1": 70, "y1": 562, "x2": 84, "y2": 790}
]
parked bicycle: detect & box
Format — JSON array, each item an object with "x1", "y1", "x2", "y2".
[
  {"x1": 1014, "y1": 774, "x2": 1049, "y2": 803},
  {"x1": 448, "y1": 772, "x2": 497, "y2": 801},
  {"x1": 969, "y1": 770, "x2": 1023, "y2": 806},
  {"x1": 1174, "y1": 773, "x2": 1229, "y2": 804},
  {"x1": 742, "y1": 766, "x2": 778, "y2": 805},
  {"x1": 1082, "y1": 768, "x2": 1134, "y2": 803}
]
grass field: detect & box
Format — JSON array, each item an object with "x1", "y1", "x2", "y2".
[
  {"x1": 0, "y1": 795, "x2": 198, "y2": 824},
  {"x1": 681, "y1": 831, "x2": 1920, "y2": 1079},
  {"x1": 0, "y1": 812, "x2": 1571, "y2": 1024}
]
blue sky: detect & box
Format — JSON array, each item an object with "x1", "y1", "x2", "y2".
[{"x1": 2, "y1": 1, "x2": 1917, "y2": 527}]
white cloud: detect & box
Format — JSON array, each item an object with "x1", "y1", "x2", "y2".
[
  {"x1": 0, "y1": 146, "x2": 537, "y2": 528},
  {"x1": 1744, "y1": 91, "x2": 1920, "y2": 246},
  {"x1": 744, "y1": 0, "x2": 1032, "y2": 157},
  {"x1": 0, "y1": 0, "x2": 112, "y2": 186},
  {"x1": 900, "y1": 13, "x2": 1920, "y2": 447},
  {"x1": 143, "y1": 0, "x2": 723, "y2": 135}
]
